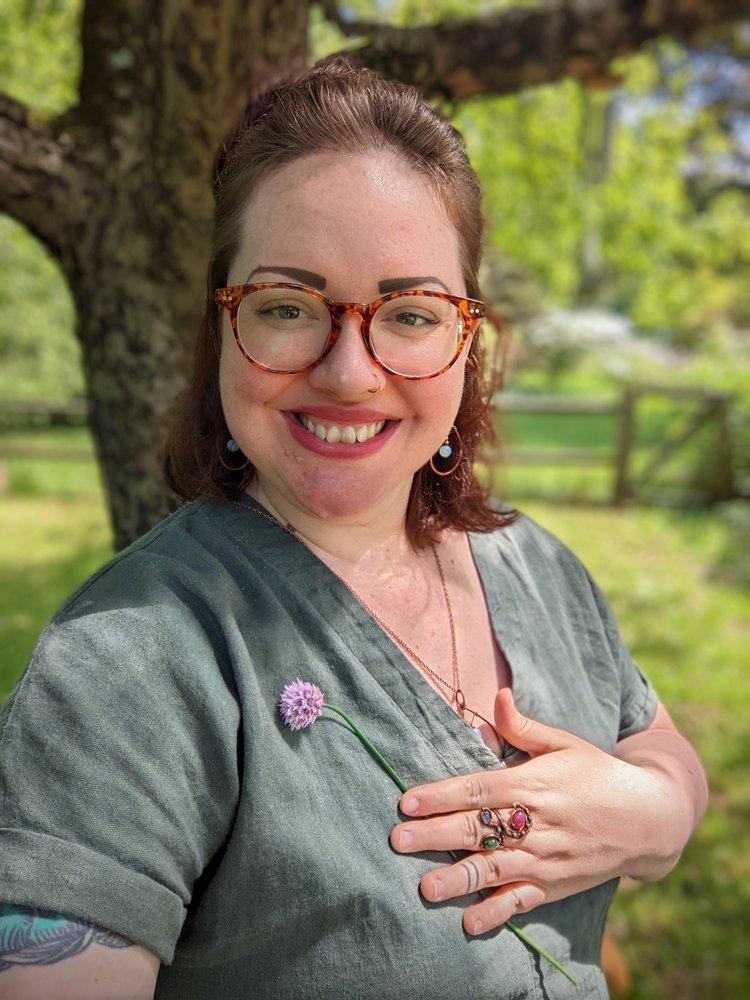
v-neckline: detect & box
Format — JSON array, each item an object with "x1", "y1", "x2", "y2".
[{"x1": 222, "y1": 492, "x2": 529, "y2": 779}]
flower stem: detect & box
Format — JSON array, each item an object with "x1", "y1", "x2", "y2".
[
  {"x1": 324, "y1": 704, "x2": 408, "y2": 791},
  {"x1": 504, "y1": 921, "x2": 580, "y2": 988},
  {"x1": 323, "y1": 702, "x2": 579, "y2": 989}
]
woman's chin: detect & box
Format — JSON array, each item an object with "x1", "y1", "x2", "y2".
[{"x1": 285, "y1": 469, "x2": 409, "y2": 523}]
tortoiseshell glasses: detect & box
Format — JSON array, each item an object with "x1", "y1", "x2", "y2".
[{"x1": 214, "y1": 281, "x2": 485, "y2": 380}]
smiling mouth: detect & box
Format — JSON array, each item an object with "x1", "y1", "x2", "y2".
[{"x1": 293, "y1": 412, "x2": 394, "y2": 444}]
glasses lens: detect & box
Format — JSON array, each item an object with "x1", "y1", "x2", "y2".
[
  {"x1": 370, "y1": 294, "x2": 464, "y2": 377},
  {"x1": 236, "y1": 288, "x2": 331, "y2": 370}
]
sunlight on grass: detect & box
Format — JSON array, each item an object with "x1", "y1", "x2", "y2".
[{"x1": 0, "y1": 494, "x2": 112, "y2": 692}]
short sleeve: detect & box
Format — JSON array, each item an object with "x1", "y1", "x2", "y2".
[
  {"x1": 0, "y1": 555, "x2": 241, "y2": 965},
  {"x1": 581, "y1": 566, "x2": 660, "y2": 740}
]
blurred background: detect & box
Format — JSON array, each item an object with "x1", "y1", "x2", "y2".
[{"x1": 1, "y1": 0, "x2": 748, "y2": 996}]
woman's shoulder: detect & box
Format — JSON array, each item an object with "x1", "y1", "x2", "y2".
[
  {"x1": 50, "y1": 498, "x2": 233, "y2": 625},
  {"x1": 482, "y1": 497, "x2": 586, "y2": 567},
  {"x1": 476, "y1": 500, "x2": 640, "y2": 667}
]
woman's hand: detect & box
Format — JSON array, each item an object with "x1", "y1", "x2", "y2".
[{"x1": 389, "y1": 688, "x2": 678, "y2": 936}]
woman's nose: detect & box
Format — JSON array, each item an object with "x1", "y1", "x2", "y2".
[{"x1": 307, "y1": 311, "x2": 382, "y2": 398}]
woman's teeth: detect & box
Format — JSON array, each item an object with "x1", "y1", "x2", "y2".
[{"x1": 296, "y1": 413, "x2": 386, "y2": 444}]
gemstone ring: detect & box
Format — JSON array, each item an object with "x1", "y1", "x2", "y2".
[{"x1": 478, "y1": 803, "x2": 532, "y2": 850}]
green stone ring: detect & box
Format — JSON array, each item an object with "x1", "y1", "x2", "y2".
[{"x1": 480, "y1": 834, "x2": 503, "y2": 850}]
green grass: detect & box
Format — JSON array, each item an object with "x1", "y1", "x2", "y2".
[
  {"x1": 0, "y1": 425, "x2": 101, "y2": 496},
  {"x1": 0, "y1": 494, "x2": 112, "y2": 694},
  {"x1": 0, "y1": 486, "x2": 747, "y2": 997},
  {"x1": 513, "y1": 502, "x2": 750, "y2": 999}
]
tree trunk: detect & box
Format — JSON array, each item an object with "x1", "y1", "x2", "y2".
[{"x1": 576, "y1": 85, "x2": 618, "y2": 305}]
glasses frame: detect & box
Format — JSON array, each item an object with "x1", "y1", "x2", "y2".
[{"x1": 214, "y1": 281, "x2": 486, "y2": 380}]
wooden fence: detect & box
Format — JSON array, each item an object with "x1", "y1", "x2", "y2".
[
  {"x1": 0, "y1": 387, "x2": 738, "y2": 505},
  {"x1": 484, "y1": 386, "x2": 737, "y2": 505}
]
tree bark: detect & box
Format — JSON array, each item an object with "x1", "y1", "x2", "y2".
[
  {"x1": 576, "y1": 88, "x2": 617, "y2": 304},
  {"x1": 1, "y1": 0, "x2": 748, "y2": 545},
  {"x1": 327, "y1": 0, "x2": 750, "y2": 99}
]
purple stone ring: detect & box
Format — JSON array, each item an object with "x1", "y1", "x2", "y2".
[{"x1": 478, "y1": 803, "x2": 532, "y2": 850}]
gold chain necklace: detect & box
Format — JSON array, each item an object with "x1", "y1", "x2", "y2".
[{"x1": 224, "y1": 496, "x2": 509, "y2": 756}]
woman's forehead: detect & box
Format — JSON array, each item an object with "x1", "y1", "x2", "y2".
[
  {"x1": 253, "y1": 148, "x2": 433, "y2": 204},
  {"x1": 234, "y1": 153, "x2": 463, "y2": 291}
]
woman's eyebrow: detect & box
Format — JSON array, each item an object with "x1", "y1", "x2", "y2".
[
  {"x1": 379, "y1": 276, "x2": 451, "y2": 294},
  {"x1": 245, "y1": 265, "x2": 451, "y2": 295},
  {"x1": 247, "y1": 265, "x2": 326, "y2": 288}
]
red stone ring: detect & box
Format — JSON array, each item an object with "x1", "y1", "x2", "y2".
[{"x1": 478, "y1": 803, "x2": 532, "y2": 851}]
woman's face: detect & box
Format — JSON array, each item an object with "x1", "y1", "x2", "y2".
[{"x1": 219, "y1": 149, "x2": 472, "y2": 521}]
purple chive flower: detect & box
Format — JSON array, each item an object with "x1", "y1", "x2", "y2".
[{"x1": 278, "y1": 678, "x2": 324, "y2": 731}]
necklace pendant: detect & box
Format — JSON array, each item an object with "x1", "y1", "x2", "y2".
[{"x1": 454, "y1": 688, "x2": 466, "y2": 714}]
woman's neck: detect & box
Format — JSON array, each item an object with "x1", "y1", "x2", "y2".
[{"x1": 247, "y1": 477, "x2": 428, "y2": 583}]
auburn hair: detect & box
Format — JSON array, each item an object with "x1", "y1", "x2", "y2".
[{"x1": 161, "y1": 54, "x2": 518, "y2": 548}]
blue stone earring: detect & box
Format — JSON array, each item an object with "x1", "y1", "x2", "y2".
[
  {"x1": 219, "y1": 436, "x2": 251, "y2": 471},
  {"x1": 429, "y1": 425, "x2": 462, "y2": 476}
]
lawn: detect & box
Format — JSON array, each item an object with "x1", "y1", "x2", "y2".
[{"x1": 0, "y1": 478, "x2": 748, "y2": 997}]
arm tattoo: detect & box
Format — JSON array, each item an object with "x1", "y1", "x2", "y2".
[
  {"x1": 0, "y1": 903, "x2": 133, "y2": 973},
  {"x1": 460, "y1": 859, "x2": 481, "y2": 895}
]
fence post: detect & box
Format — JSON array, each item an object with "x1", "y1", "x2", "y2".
[
  {"x1": 614, "y1": 387, "x2": 635, "y2": 506},
  {"x1": 705, "y1": 397, "x2": 735, "y2": 504}
]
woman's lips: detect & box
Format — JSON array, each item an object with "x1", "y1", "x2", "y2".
[{"x1": 282, "y1": 410, "x2": 399, "y2": 459}]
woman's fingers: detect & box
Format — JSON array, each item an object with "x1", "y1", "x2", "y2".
[
  {"x1": 399, "y1": 769, "x2": 517, "y2": 818},
  {"x1": 391, "y1": 802, "x2": 541, "y2": 855},
  {"x1": 462, "y1": 882, "x2": 548, "y2": 936},
  {"x1": 417, "y1": 845, "x2": 536, "y2": 903},
  {"x1": 397, "y1": 694, "x2": 585, "y2": 822}
]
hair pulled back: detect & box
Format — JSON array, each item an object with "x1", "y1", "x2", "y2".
[{"x1": 161, "y1": 54, "x2": 518, "y2": 547}]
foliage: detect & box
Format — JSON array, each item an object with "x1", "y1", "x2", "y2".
[
  {"x1": 453, "y1": 47, "x2": 750, "y2": 343},
  {"x1": 0, "y1": 0, "x2": 83, "y2": 400},
  {"x1": 0, "y1": 0, "x2": 81, "y2": 115},
  {"x1": 0, "y1": 217, "x2": 83, "y2": 401}
]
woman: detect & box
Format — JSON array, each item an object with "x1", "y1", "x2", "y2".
[{"x1": 0, "y1": 57, "x2": 707, "y2": 999}]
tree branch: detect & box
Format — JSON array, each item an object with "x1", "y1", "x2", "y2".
[
  {"x1": 333, "y1": 0, "x2": 750, "y2": 99},
  {"x1": 0, "y1": 94, "x2": 90, "y2": 260}
]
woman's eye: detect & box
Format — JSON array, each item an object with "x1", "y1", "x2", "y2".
[
  {"x1": 260, "y1": 303, "x2": 301, "y2": 320},
  {"x1": 392, "y1": 311, "x2": 434, "y2": 327}
]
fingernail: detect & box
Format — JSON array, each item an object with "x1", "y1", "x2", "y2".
[
  {"x1": 399, "y1": 830, "x2": 413, "y2": 849},
  {"x1": 431, "y1": 878, "x2": 445, "y2": 901},
  {"x1": 402, "y1": 795, "x2": 419, "y2": 814},
  {"x1": 472, "y1": 919, "x2": 484, "y2": 935}
]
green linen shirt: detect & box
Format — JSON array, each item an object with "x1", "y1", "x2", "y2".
[{"x1": 0, "y1": 494, "x2": 658, "y2": 998}]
